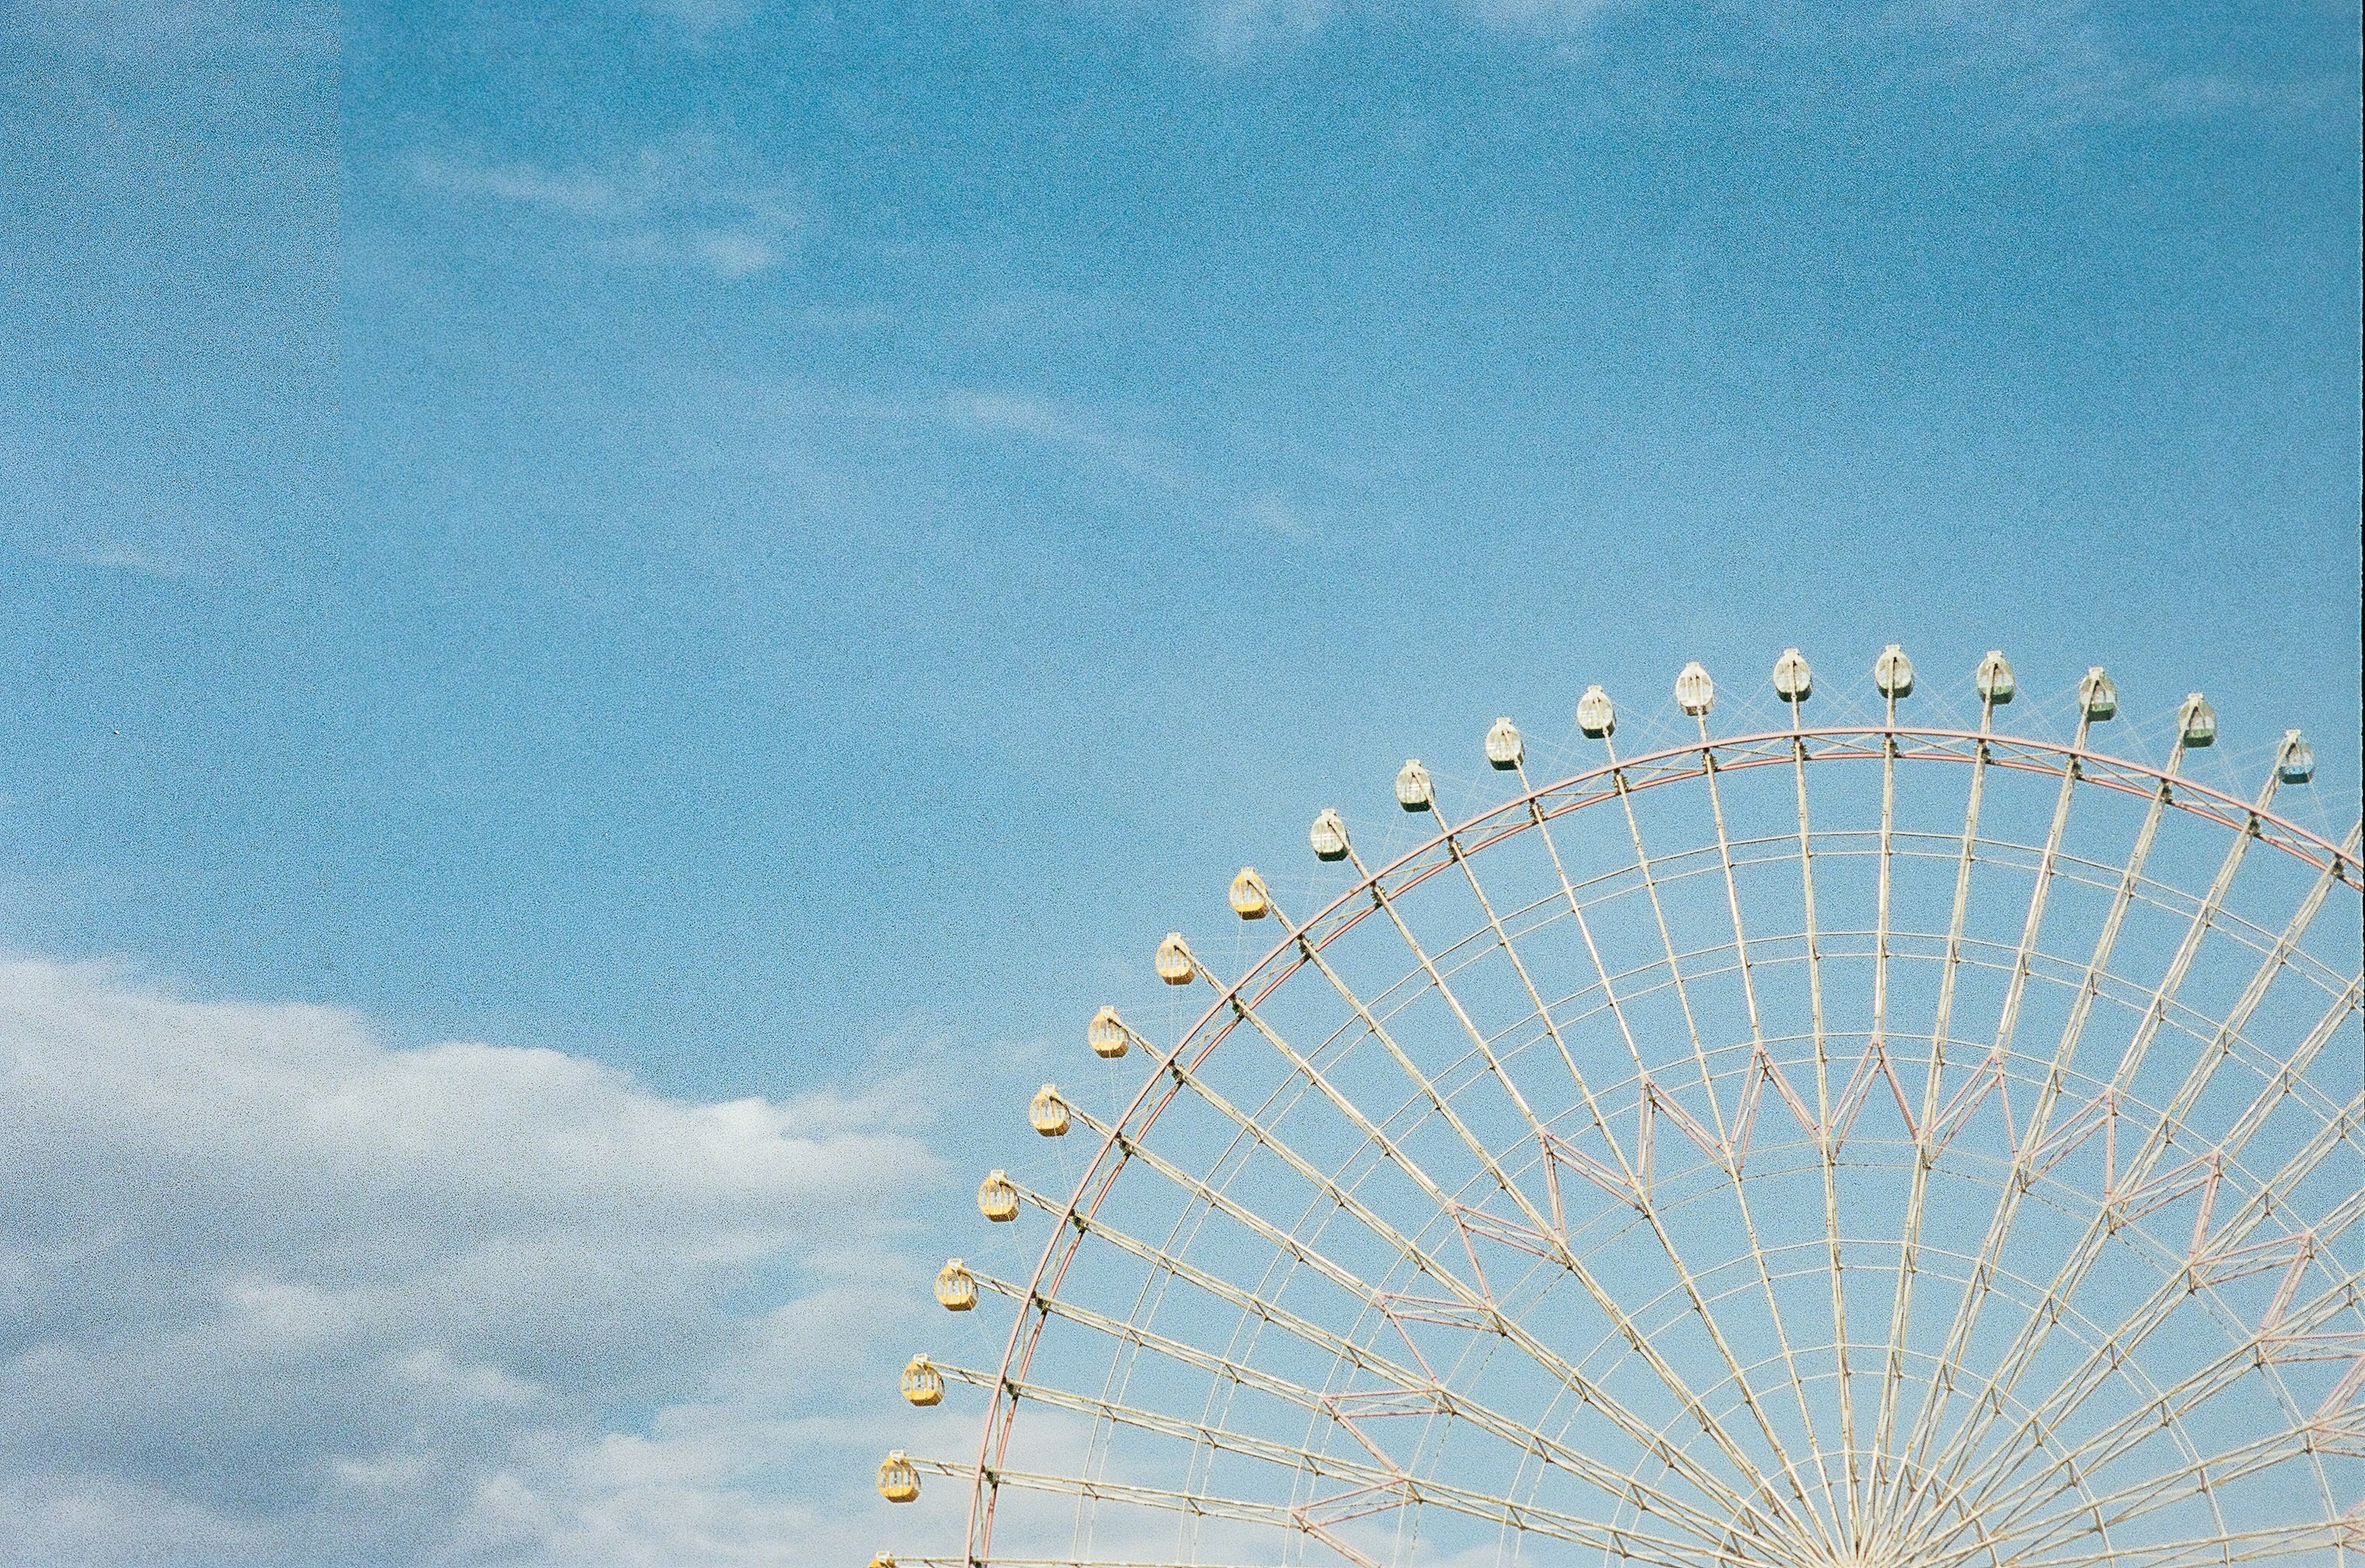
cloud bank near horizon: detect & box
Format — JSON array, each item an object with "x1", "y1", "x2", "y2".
[{"x1": 0, "y1": 955, "x2": 936, "y2": 1565}]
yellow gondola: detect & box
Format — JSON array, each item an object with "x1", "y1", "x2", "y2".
[
  {"x1": 876, "y1": 1451, "x2": 920, "y2": 1504},
  {"x1": 900, "y1": 1354, "x2": 944, "y2": 1407},
  {"x1": 933, "y1": 1259, "x2": 976, "y2": 1311}
]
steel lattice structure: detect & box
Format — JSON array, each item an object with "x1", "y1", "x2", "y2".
[{"x1": 875, "y1": 650, "x2": 2363, "y2": 1568}]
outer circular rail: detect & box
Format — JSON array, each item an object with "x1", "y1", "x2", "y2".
[{"x1": 937, "y1": 722, "x2": 2359, "y2": 1567}]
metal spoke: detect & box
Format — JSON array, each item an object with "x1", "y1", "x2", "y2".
[
  {"x1": 1912, "y1": 831, "x2": 2363, "y2": 1519},
  {"x1": 1872, "y1": 682, "x2": 2002, "y2": 1495},
  {"x1": 1683, "y1": 703, "x2": 1845, "y2": 1532},
  {"x1": 1263, "y1": 888, "x2": 1823, "y2": 1550},
  {"x1": 1903, "y1": 737, "x2": 2268, "y2": 1517},
  {"x1": 1896, "y1": 698, "x2": 2104, "y2": 1482}
]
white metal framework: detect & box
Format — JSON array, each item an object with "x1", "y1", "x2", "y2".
[{"x1": 878, "y1": 652, "x2": 2363, "y2": 1568}]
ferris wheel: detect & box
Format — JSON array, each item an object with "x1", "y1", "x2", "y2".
[{"x1": 871, "y1": 647, "x2": 2363, "y2": 1568}]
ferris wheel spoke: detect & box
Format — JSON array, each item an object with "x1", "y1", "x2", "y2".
[
  {"x1": 1003, "y1": 1149, "x2": 1799, "y2": 1542},
  {"x1": 1899, "y1": 700, "x2": 2104, "y2": 1484},
  {"x1": 1263, "y1": 895, "x2": 1545, "y2": 1219},
  {"x1": 999, "y1": 1169, "x2": 1436, "y2": 1389},
  {"x1": 1926, "y1": 1395, "x2": 2365, "y2": 1568},
  {"x1": 1782, "y1": 709, "x2": 1861, "y2": 1539},
  {"x1": 968, "y1": 1261, "x2": 1351, "y2": 1417},
  {"x1": 1264, "y1": 897, "x2": 1828, "y2": 1550},
  {"x1": 1988, "y1": 1517, "x2": 2361, "y2": 1568},
  {"x1": 1523, "y1": 744, "x2": 1887, "y2": 1548},
  {"x1": 2207, "y1": 978, "x2": 2363, "y2": 1173},
  {"x1": 1566, "y1": 738, "x2": 1837, "y2": 1545},
  {"x1": 1415, "y1": 794, "x2": 1643, "y2": 1221},
  {"x1": 980, "y1": 1246, "x2": 1764, "y2": 1548},
  {"x1": 1874, "y1": 696, "x2": 2000, "y2": 1485},
  {"x1": 1178, "y1": 940, "x2": 1833, "y2": 1550},
  {"x1": 1920, "y1": 861, "x2": 2363, "y2": 1506},
  {"x1": 1923, "y1": 1126, "x2": 2364, "y2": 1532},
  {"x1": 913, "y1": 1457, "x2": 1358, "y2": 1549},
  {"x1": 934, "y1": 1357, "x2": 1769, "y2": 1564},
  {"x1": 2124, "y1": 822, "x2": 2363, "y2": 1188},
  {"x1": 1595, "y1": 737, "x2": 1737, "y2": 1148},
  {"x1": 1681, "y1": 709, "x2": 1852, "y2": 1530},
  {"x1": 1332, "y1": 837, "x2": 1572, "y2": 1213},
  {"x1": 1510, "y1": 754, "x2": 1663, "y2": 1096},
  {"x1": 1934, "y1": 1256, "x2": 2365, "y2": 1548},
  {"x1": 1899, "y1": 733, "x2": 2202, "y2": 1513},
  {"x1": 1910, "y1": 799, "x2": 2318, "y2": 1513},
  {"x1": 1060, "y1": 1098, "x2": 1494, "y2": 1341},
  {"x1": 957, "y1": 1455, "x2": 1758, "y2": 1568},
  {"x1": 2023, "y1": 1397, "x2": 2364, "y2": 1548},
  {"x1": 1418, "y1": 806, "x2": 1709, "y2": 1319}
]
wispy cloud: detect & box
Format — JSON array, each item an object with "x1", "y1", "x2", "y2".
[
  {"x1": 1887, "y1": 0, "x2": 2341, "y2": 131},
  {"x1": 1181, "y1": 0, "x2": 1337, "y2": 59},
  {"x1": 942, "y1": 390, "x2": 1316, "y2": 539},
  {"x1": 1112, "y1": 0, "x2": 2337, "y2": 126},
  {"x1": 412, "y1": 134, "x2": 801, "y2": 278},
  {"x1": 1105, "y1": 0, "x2": 1626, "y2": 60},
  {"x1": 945, "y1": 390, "x2": 1193, "y2": 492},
  {"x1": 6, "y1": 523, "x2": 195, "y2": 578}
]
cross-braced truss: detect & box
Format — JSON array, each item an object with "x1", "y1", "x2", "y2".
[{"x1": 878, "y1": 662, "x2": 2363, "y2": 1568}]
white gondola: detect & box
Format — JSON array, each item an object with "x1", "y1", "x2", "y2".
[
  {"x1": 1309, "y1": 808, "x2": 1349, "y2": 862},
  {"x1": 1227, "y1": 867, "x2": 1270, "y2": 919},
  {"x1": 1975, "y1": 649, "x2": 2016, "y2": 705},
  {"x1": 1575, "y1": 684, "x2": 1615, "y2": 739},
  {"x1": 1773, "y1": 648, "x2": 1812, "y2": 704},
  {"x1": 1484, "y1": 716, "x2": 1522, "y2": 770},
  {"x1": 1874, "y1": 643, "x2": 1914, "y2": 699},
  {"x1": 2277, "y1": 729, "x2": 2314, "y2": 783},
  {"x1": 976, "y1": 1170, "x2": 1019, "y2": 1222},
  {"x1": 1154, "y1": 931, "x2": 1194, "y2": 985},
  {"x1": 1395, "y1": 759, "x2": 1434, "y2": 812},
  {"x1": 2080, "y1": 666, "x2": 2117, "y2": 721},
  {"x1": 1674, "y1": 661, "x2": 1715, "y2": 717},
  {"x1": 2178, "y1": 693, "x2": 2217, "y2": 748}
]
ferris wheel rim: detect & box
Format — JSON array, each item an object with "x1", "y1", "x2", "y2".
[{"x1": 948, "y1": 718, "x2": 2361, "y2": 1565}]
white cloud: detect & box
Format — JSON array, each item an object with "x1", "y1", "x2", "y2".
[
  {"x1": 412, "y1": 136, "x2": 801, "y2": 279},
  {"x1": 0, "y1": 954, "x2": 941, "y2": 1565}
]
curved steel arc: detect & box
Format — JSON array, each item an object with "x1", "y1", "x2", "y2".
[{"x1": 958, "y1": 725, "x2": 2359, "y2": 1564}]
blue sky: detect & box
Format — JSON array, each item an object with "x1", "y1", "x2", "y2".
[{"x1": 1, "y1": 1, "x2": 2359, "y2": 1562}]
